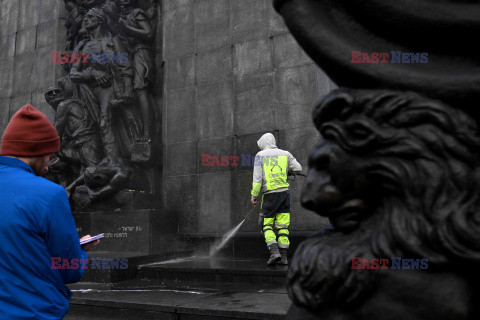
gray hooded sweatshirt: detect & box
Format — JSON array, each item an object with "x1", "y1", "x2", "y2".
[{"x1": 251, "y1": 133, "x2": 302, "y2": 198}]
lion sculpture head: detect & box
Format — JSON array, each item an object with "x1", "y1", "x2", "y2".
[{"x1": 289, "y1": 89, "x2": 480, "y2": 319}]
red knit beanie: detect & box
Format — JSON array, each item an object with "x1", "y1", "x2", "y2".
[{"x1": 0, "y1": 104, "x2": 60, "y2": 156}]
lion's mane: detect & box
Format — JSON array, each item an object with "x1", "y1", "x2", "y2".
[{"x1": 289, "y1": 89, "x2": 480, "y2": 312}]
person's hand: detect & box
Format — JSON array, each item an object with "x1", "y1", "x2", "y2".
[
  {"x1": 80, "y1": 234, "x2": 100, "y2": 252},
  {"x1": 92, "y1": 70, "x2": 110, "y2": 87},
  {"x1": 251, "y1": 197, "x2": 258, "y2": 206}
]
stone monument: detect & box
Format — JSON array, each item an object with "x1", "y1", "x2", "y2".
[
  {"x1": 274, "y1": 0, "x2": 480, "y2": 319},
  {"x1": 45, "y1": 0, "x2": 164, "y2": 256}
]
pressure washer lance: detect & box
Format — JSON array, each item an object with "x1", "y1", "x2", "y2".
[
  {"x1": 256, "y1": 172, "x2": 307, "y2": 227},
  {"x1": 244, "y1": 203, "x2": 259, "y2": 220}
]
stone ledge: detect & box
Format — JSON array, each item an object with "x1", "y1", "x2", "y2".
[{"x1": 67, "y1": 288, "x2": 288, "y2": 320}]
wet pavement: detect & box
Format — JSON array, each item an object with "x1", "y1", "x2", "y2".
[
  {"x1": 138, "y1": 255, "x2": 288, "y2": 274},
  {"x1": 66, "y1": 257, "x2": 290, "y2": 319},
  {"x1": 136, "y1": 256, "x2": 288, "y2": 286}
]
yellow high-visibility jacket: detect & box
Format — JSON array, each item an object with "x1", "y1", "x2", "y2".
[{"x1": 251, "y1": 133, "x2": 302, "y2": 199}]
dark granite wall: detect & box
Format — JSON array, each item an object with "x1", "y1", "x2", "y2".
[
  {"x1": 0, "y1": 0, "x2": 65, "y2": 132},
  {"x1": 161, "y1": 0, "x2": 333, "y2": 236}
]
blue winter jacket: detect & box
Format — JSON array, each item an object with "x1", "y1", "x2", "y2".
[{"x1": 0, "y1": 156, "x2": 88, "y2": 319}]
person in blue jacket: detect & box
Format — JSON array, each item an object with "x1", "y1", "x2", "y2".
[{"x1": 0, "y1": 104, "x2": 100, "y2": 319}]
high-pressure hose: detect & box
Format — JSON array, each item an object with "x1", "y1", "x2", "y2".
[{"x1": 244, "y1": 204, "x2": 259, "y2": 220}]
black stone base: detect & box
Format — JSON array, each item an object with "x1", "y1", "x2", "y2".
[
  {"x1": 75, "y1": 210, "x2": 155, "y2": 254},
  {"x1": 74, "y1": 209, "x2": 181, "y2": 255}
]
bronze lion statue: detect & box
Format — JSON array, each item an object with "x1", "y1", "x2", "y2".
[{"x1": 288, "y1": 89, "x2": 480, "y2": 319}]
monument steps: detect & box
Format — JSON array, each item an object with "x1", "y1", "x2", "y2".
[
  {"x1": 79, "y1": 232, "x2": 309, "y2": 283},
  {"x1": 136, "y1": 257, "x2": 288, "y2": 286},
  {"x1": 66, "y1": 286, "x2": 288, "y2": 320},
  {"x1": 66, "y1": 258, "x2": 290, "y2": 320},
  {"x1": 79, "y1": 251, "x2": 193, "y2": 283},
  {"x1": 65, "y1": 233, "x2": 308, "y2": 318}
]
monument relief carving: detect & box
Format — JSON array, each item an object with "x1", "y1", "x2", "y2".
[{"x1": 45, "y1": 0, "x2": 160, "y2": 210}]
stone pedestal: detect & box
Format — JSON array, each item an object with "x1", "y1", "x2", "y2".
[{"x1": 74, "y1": 209, "x2": 180, "y2": 255}]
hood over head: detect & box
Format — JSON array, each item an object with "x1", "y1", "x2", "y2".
[{"x1": 257, "y1": 133, "x2": 277, "y2": 150}]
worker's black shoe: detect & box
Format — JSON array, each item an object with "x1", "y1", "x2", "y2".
[
  {"x1": 267, "y1": 243, "x2": 282, "y2": 266},
  {"x1": 278, "y1": 248, "x2": 288, "y2": 265}
]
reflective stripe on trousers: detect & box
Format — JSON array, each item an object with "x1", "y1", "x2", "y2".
[{"x1": 262, "y1": 212, "x2": 290, "y2": 248}]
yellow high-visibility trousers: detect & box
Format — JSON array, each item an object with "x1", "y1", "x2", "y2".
[{"x1": 263, "y1": 212, "x2": 290, "y2": 248}]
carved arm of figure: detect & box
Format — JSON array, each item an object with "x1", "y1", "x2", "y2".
[
  {"x1": 66, "y1": 173, "x2": 86, "y2": 198},
  {"x1": 70, "y1": 65, "x2": 111, "y2": 87},
  {"x1": 91, "y1": 69, "x2": 111, "y2": 87},
  {"x1": 69, "y1": 63, "x2": 92, "y2": 83},
  {"x1": 118, "y1": 10, "x2": 153, "y2": 42},
  {"x1": 88, "y1": 166, "x2": 130, "y2": 201},
  {"x1": 55, "y1": 102, "x2": 71, "y2": 139}
]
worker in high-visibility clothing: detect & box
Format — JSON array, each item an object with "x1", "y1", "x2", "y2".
[{"x1": 251, "y1": 133, "x2": 302, "y2": 266}]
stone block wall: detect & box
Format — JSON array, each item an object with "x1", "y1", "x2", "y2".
[
  {"x1": 162, "y1": 0, "x2": 335, "y2": 236},
  {"x1": 0, "y1": 0, "x2": 66, "y2": 132}
]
